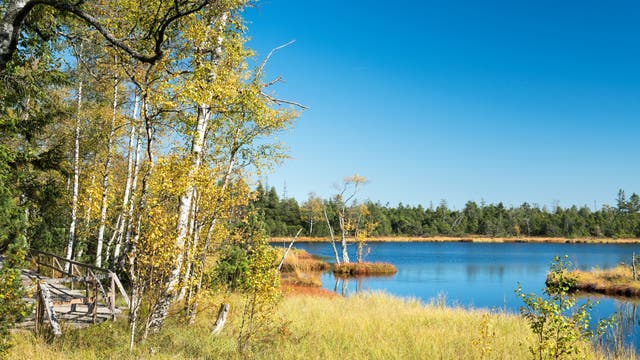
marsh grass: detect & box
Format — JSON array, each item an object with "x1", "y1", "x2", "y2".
[
  {"x1": 333, "y1": 262, "x2": 397, "y2": 276},
  {"x1": 9, "y1": 292, "x2": 618, "y2": 359},
  {"x1": 549, "y1": 265, "x2": 640, "y2": 298},
  {"x1": 277, "y1": 248, "x2": 330, "y2": 273}
]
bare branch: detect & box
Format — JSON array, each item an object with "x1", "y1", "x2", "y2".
[
  {"x1": 261, "y1": 91, "x2": 309, "y2": 110},
  {"x1": 255, "y1": 39, "x2": 295, "y2": 80}
]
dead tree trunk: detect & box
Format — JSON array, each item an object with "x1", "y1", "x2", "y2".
[
  {"x1": 323, "y1": 206, "x2": 341, "y2": 265},
  {"x1": 278, "y1": 229, "x2": 303, "y2": 271},
  {"x1": 211, "y1": 303, "x2": 230, "y2": 335}
]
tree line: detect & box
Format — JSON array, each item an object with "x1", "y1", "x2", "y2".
[{"x1": 254, "y1": 186, "x2": 640, "y2": 239}]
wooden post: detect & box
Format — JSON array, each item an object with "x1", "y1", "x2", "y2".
[
  {"x1": 92, "y1": 277, "x2": 98, "y2": 324},
  {"x1": 109, "y1": 273, "x2": 116, "y2": 320},
  {"x1": 111, "y1": 272, "x2": 130, "y2": 308},
  {"x1": 35, "y1": 280, "x2": 42, "y2": 334},
  {"x1": 39, "y1": 283, "x2": 62, "y2": 336}
]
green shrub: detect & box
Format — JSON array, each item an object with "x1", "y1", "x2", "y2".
[
  {"x1": 516, "y1": 255, "x2": 612, "y2": 360},
  {"x1": 0, "y1": 236, "x2": 32, "y2": 354},
  {"x1": 213, "y1": 243, "x2": 251, "y2": 290}
]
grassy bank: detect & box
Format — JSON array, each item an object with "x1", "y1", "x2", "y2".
[
  {"x1": 333, "y1": 262, "x2": 397, "y2": 277},
  {"x1": 272, "y1": 235, "x2": 640, "y2": 244},
  {"x1": 278, "y1": 248, "x2": 330, "y2": 273},
  {"x1": 549, "y1": 265, "x2": 640, "y2": 298},
  {"x1": 9, "y1": 292, "x2": 609, "y2": 360}
]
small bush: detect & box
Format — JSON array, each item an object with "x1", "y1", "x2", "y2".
[
  {"x1": 517, "y1": 255, "x2": 612, "y2": 360},
  {"x1": 333, "y1": 262, "x2": 397, "y2": 277}
]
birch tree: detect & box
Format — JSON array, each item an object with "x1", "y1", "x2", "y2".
[{"x1": 333, "y1": 174, "x2": 367, "y2": 264}]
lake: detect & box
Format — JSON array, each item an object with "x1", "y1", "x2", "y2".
[{"x1": 289, "y1": 241, "x2": 640, "y2": 351}]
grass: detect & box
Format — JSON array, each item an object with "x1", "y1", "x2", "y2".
[
  {"x1": 8, "y1": 290, "x2": 629, "y2": 359},
  {"x1": 277, "y1": 248, "x2": 330, "y2": 273},
  {"x1": 271, "y1": 235, "x2": 640, "y2": 244},
  {"x1": 549, "y1": 265, "x2": 640, "y2": 298},
  {"x1": 333, "y1": 262, "x2": 398, "y2": 277},
  {"x1": 277, "y1": 247, "x2": 333, "y2": 296}
]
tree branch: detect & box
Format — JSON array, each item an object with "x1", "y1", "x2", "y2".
[{"x1": 0, "y1": 0, "x2": 214, "y2": 71}]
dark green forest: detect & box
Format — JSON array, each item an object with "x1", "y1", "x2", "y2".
[{"x1": 254, "y1": 185, "x2": 640, "y2": 239}]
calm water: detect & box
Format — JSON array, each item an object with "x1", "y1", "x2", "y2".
[{"x1": 289, "y1": 241, "x2": 640, "y2": 350}]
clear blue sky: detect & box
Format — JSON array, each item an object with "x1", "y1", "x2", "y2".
[{"x1": 244, "y1": 0, "x2": 640, "y2": 209}]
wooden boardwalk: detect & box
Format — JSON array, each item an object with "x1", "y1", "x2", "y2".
[{"x1": 14, "y1": 251, "x2": 129, "y2": 335}]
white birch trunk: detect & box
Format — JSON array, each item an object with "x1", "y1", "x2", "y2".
[
  {"x1": 113, "y1": 95, "x2": 139, "y2": 265},
  {"x1": 95, "y1": 75, "x2": 119, "y2": 268},
  {"x1": 187, "y1": 138, "x2": 238, "y2": 323},
  {"x1": 178, "y1": 188, "x2": 199, "y2": 301},
  {"x1": 146, "y1": 104, "x2": 210, "y2": 333},
  {"x1": 146, "y1": 12, "x2": 229, "y2": 333},
  {"x1": 340, "y1": 229, "x2": 350, "y2": 263},
  {"x1": 65, "y1": 78, "x2": 82, "y2": 272},
  {"x1": 130, "y1": 95, "x2": 154, "y2": 346},
  {"x1": 122, "y1": 129, "x2": 142, "y2": 263},
  {"x1": 323, "y1": 206, "x2": 341, "y2": 265}
]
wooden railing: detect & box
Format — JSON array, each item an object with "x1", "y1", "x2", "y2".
[{"x1": 29, "y1": 249, "x2": 130, "y2": 335}]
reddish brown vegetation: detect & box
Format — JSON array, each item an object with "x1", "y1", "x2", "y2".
[
  {"x1": 333, "y1": 262, "x2": 397, "y2": 277},
  {"x1": 281, "y1": 284, "x2": 338, "y2": 298}
]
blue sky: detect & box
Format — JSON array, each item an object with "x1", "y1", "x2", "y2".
[{"x1": 244, "y1": 0, "x2": 640, "y2": 209}]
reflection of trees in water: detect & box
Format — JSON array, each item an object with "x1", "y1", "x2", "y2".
[
  {"x1": 598, "y1": 300, "x2": 639, "y2": 356},
  {"x1": 465, "y1": 264, "x2": 505, "y2": 281},
  {"x1": 334, "y1": 278, "x2": 350, "y2": 296},
  {"x1": 332, "y1": 277, "x2": 363, "y2": 296}
]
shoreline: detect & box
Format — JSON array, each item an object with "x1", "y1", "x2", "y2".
[{"x1": 271, "y1": 235, "x2": 640, "y2": 244}]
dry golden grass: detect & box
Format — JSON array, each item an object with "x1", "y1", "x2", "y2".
[
  {"x1": 556, "y1": 265, "x2": 640, "y2": 298},
  {"x1": 280, "y1": 269, "x2": 322, "y2": 287},
  {"x1": 7, "y1": 291, "x2": 624, "y2": 359},
  {"x1": 277, "y1": 248, "x2": 330, "y2": 273},
  {"x1": 272, "y1": 235, "x2": 640, "y2": 244},
  {"x1": 333, "y1": 262, "x2": 398, "y2": 277}
]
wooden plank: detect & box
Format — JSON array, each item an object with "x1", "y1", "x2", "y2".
[
  {"x1": 109, "y1": 275, "x2": 116, "y2": 320},
  {"x1": 52, "y1": 257, "x2": 64, "y2": 273},
  {"x1": 39, "y1": 283, "x2": 62, "y2": 336},
  {"x1": 36, "y1": 262, "x2": 75, "y2": 278},
  {"x1": 111, "y1": 272, "x2": 130, "y2": 308},
  {"x1": 31, "y1": 249, "x2": 110, "y2": 273},
  {"x1": 92, "y1": 278, "x2": 98, "y2": 324},
  {"x1": 52, "y1": 298, "x2": 86, "y2": 306},
  {"x1": 88, "y1": 269, "x2": 109, "y2": 306},
  {"x1": 45, "y1": 273, "x2": 110, "y2": 285}
]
